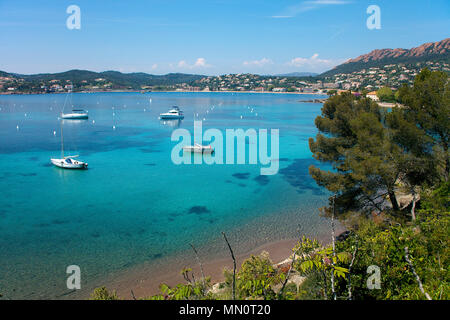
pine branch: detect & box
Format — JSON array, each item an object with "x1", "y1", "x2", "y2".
[
  {"x1": 347, "y1": 240, "x2": 358, "y2": 300},
  {"x1": 190, "y1": 243, "x2": 206, "y2": 293},
  {"x1": 222, "y1": 232, "x2": 236, "y2": 300},
  {"x1": 278, "y1": 224, "x2": 302, "y2": 298},
  {"x1": 404, "y1": 247, "x2": 432, "y2": 300}
]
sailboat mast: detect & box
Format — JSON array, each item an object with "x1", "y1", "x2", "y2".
[
  {"x1": 60, "y1": 119, "x2": 64, "y2": 158},
  {"x1": 60, "y1": 88, "x2": 70, "y2": 159}
]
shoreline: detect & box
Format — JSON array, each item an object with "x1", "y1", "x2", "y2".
[
  {"x1": 97, "y1": 238, "x2": 300, "y2": 300},
  {"x1": 80, "y1": 226, "x2": 342, "y2": 300},
  {"x1": 0, "y1": 90, "x2": 327, "y2": 96}
]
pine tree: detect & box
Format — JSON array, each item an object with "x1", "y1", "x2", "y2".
[
  {"x1": 396, "y1": 68, "x2": 449, "y2": 180},
  {"x1": 309, "y1": 92, "x2": 402, "y2": 213}
]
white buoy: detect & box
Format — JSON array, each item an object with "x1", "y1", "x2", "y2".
[
  {"x1": 16, "y1": 125, "x2": 19, "y2": 130},
  {"x1": 53, "y1": 130, "x2": 56, "y2": 136},
  {"x1": 149, "y1": 98, "x2": 152, "y2": 103},
  {"x1": 203, "y1": 118, "x2": 206, "y2": 121},
  {"x1": 92, "y1": 120, "x2": 95, "y2": 124},
  {"x1": 240, "y1": 115, "x2": 243, "y2": 119},
  {"x1": 113, "y1": 125, "x2": 116, "y2": 130},
  {"x1": 113, "y1": 112, "x2": 115, "y2": 117},
  {"x1": 144, "y1": 108, "x2": 146, "y2": 112}
]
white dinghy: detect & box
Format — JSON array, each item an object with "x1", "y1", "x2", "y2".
[{"x1": 183, "y1": 143, "x2": 214, "y2": 154}]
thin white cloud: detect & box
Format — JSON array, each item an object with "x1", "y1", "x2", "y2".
[
  {"x1": 175, "y1": 58, "x2": 212, "y2": 69},
  {"x1": 287, "y1": 53, "x2": 340, "y2": 71},
  {"x1": 271, "y1": 15, "x2": 294, "y2": 19},
  {"x1": 272, "y1": 0, "x2": 351, "y2": 18},
  {"x1": 243, "y1": 58, "x2": 273, "y2": 67},
  {"x1": 309, "y1": 0, "x2": 350, "y2": 4},
  {"x1": 178, "y1": 60, "x2": 188, "y2": 68},
  {"x1": 193, "y1": 58, "x2": 209, "y2": 68}
]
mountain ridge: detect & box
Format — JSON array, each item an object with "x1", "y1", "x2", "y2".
[{"x1": 321, "y1": 38, "x2": 450, "y2": 76}]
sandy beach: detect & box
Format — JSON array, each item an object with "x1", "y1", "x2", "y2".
[
  {"x1": 80, "y1": 224, "x2": 342, "y2": 300},
  {"x1": 98, "y1": 238, "x2": 299, "y2": 300}
]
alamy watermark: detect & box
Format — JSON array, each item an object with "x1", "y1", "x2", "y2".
[
  {"x1": 66, "y1": 5, "x2": 81, "y2": 30},
  {"x1": 367, "y1": 5, "x2": 381, "y2": 30},
  {"x1": 171, "y1": 121, "x2": 279, "y2": 175},
  {"x1": 367, "y1": 265, "x2": 381, "y2": 289},
  {"x1": 66, "y1": 265, "x2": 81, "y2": 290}
]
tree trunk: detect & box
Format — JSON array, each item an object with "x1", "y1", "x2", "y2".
[
  {"x1": 439, "y1": 132, "x2": 449, "y2": 180},
  {"x1": 331, "y1": 196, "x2": 337, "y2": 300},
  {"x1": 411, "y1": 191, "x2": 417, "y2": 221},
  {"x1": 388, "y1": 190, "x2": 399, "y2": 211},
  {"x1": 444, "y1": 141, "x2": 449, "y2": 180}
]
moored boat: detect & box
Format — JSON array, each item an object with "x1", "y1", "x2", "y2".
[
  {"x1": 50, "y1": 156, "x2": 88, "y2": 169},
  {"x1": 183, "y1": 143, "x2": 214, "y2": 154},
  {"x1": 159, "y1": 106, "x2": 184, "y2": 120},
  {"x1": 61, "y1": 109, "x2": 89, "y2": 119},
  {"x1": 51, "y1": 92, "x2": 88, "y2": 169}
]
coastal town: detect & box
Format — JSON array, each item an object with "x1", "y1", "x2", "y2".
[{"x1": 1, "y1": 60, "x2": 448, "y2": 96}]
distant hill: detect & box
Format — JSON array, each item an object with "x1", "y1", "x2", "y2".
[
  {"x1": 274, "y1": 72, "x2": 318, "y2": 77},
  {"x1": 0, "y1": 70, "x2": 13, "y2": 77},
  {"x1": 5, "y1": 69, "x2": 205, "y2": 88},
  {"x1": 321, "y1": 38, "x2": 450, "y2": 76}
]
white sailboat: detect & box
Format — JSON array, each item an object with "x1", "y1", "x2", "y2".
[
  {"x1": 50, "y1": 92, "x2": 88, "y2": 169},
  {"x1": 60, "y1": 88, "x2": 89, "y2": 119},
  {"x1": 51, "y1": 155, "x2": 88, "y2": 169}
]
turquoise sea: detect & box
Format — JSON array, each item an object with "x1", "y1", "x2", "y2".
[{"x1": 0, "y1": 92, "x2": 332, "y2": 299}]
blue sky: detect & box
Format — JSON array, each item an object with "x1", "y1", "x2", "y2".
[{"x1": 0, "y1": 0, "x2": 449, "y2": 75}]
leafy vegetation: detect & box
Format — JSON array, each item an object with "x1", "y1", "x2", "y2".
[
  {"x1": 90, "y1": 286, "x2": 119, "y2": 300},
  {"x1": 376, "y1": 86, "x2": 395, "y2": 102},
  {"x1": 91, "y1": 69, "x2": 448, "y2": 300}
]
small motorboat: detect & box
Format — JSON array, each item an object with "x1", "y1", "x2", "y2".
[
  {"x1": 159, "y1": 106, "x2": 184, "y2": 120},
  {"x1": 183, "y1": 143, "x2": 214, "y2": 154},
  {"x1": 51, "y1": 156, "x2": 88, "y2": 169},
  {"x1": 61, "y1": 109, "x2": 89, "y2": 119}
]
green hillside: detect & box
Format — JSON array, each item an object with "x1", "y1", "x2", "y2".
[{"x1": 7, "y1": 69, "x2": 205, "y2": 88}]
